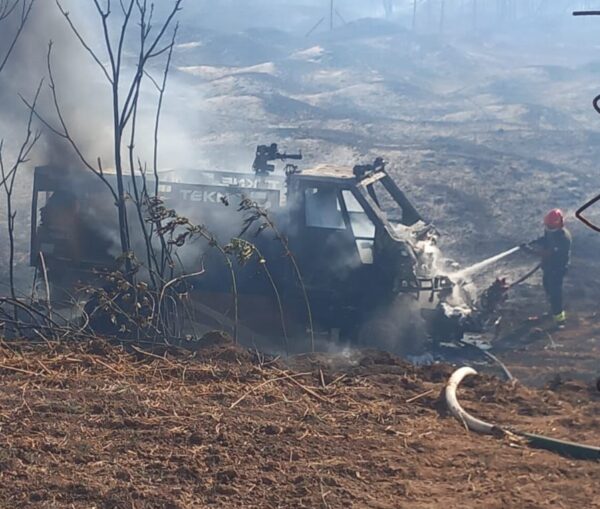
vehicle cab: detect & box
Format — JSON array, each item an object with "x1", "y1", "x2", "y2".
[{"x1": 283, "y1": 159, "x2": 451, "y2": 335}]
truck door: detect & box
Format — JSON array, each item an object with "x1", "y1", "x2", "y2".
[{"x1": 300, "y1": 185, "x2": 361, "y2": 288}]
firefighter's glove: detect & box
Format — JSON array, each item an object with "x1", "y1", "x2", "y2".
[{"x1": 519, "y1": 243, "x2": 532, "y2": 252}]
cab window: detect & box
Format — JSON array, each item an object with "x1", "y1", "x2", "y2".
[
  {"x1": 304, "y1": 188, "x2": 345, "y2": 230},
  {"x1": 342, "y1": 190, "x2": 375, "y2": 264}
]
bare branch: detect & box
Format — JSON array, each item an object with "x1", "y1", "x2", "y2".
[
  {"x1": 147, "y1": 42, "x2": 175, "y2": 59},
  {"x1": 119, "y1": 0, "x2": 182, "y2": 129},
  {"x1": 0, "y1": 79, "x2": 43, "y2": 188},
  {"x1": 54, "y1": 0, "x2": 113, "y2": 83},
  {"x1": 21, "y1": 43, "x2": 118, "y2": 203},
  {"x1": 114, "y1": 0, "x2": 135, "y2": 75},
  {"x1": 0, "y1": 0, "x2": 36, "y2": 75},
  {"x1": 30, "y1": 0, "x2": 189, "y2": 336},
  {"x1": 126, "y1": 86, "x2": 160, "y2": 287},
  {"x1": 0, "y1": 0, "x2": 19, "y2": 21},
  {"x1": 151, "y1": 24, "x2": 177, "y2": 197},
  {"x1": 0, "y1": 78, "x2": 43, "y2": 300}
]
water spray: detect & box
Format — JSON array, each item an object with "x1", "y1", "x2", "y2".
[{"x1": 451, "y1": 246, "x2": 521, "y2": 282}]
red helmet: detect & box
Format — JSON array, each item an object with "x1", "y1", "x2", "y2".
[{"x1": 544, "y1": 209, "x2": 564, "y2": 230}]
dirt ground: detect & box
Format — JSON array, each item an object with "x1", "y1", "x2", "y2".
[
  {"x1": 492, "y1": 308, "x2": 600, "y2": 387},
  {"x1": 0, "y1": 333, "x2": 598, "y2": 509}
]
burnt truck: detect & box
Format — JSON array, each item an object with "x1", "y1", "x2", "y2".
[{"x1": 30, "y1": 145, "x2": 491, "y2": 353}]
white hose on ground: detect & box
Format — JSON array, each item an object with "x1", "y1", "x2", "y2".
[
  {"x1": 444, "y1": 366, "x2": 503, "y2": 435},
  {"x1": 444, "y1": 367, "x2": 600, "y2": 460}
]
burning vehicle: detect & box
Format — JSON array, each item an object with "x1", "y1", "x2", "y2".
[{"x1": 29, "y1": 144, "x2": 508, "y2": 353}]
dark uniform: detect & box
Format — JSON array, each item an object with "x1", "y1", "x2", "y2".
[{"x1": 528, "y1": 228, "x2": 571, "y2": 323}]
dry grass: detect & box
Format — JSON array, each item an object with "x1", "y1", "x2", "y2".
[{"x1": 0, "y1": 334, "x2": 597, "y2": 508}]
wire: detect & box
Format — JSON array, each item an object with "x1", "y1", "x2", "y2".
[
  {"x1": 571, "y1": 11, "x2": 600, "y2": 232},
  {"x1": 571, "y1": 95, "x2": 600, "y2": 232},
  {"x1": 576, "y1": 192, "x2": 600, "y2": 233}
]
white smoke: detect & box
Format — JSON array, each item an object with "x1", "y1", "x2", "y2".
[{"x1": 0, "y1": 1, "x2": 194, "y2": 292}]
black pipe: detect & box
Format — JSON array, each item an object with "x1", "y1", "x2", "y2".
[
  {"x1": 446, "y1": 367, "x2": 600, "y2": 461},
  {"x1": 573, "y1": 11, "x2": 600, "y2": 16},
  {"x1": 517, "y1": 432, "x2": 600, "y2": 461}
]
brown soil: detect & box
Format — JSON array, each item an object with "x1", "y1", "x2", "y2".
[{"x1": 0, "y1": 333, "x2": 598, "y2": 508}]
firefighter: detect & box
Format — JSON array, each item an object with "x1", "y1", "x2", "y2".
[{"x1": 521, "y1": 209, "x2": 572, "y2": 328}]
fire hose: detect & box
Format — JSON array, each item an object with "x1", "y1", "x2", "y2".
[
  {"x1": 453, "y1": 260, "x2": 540, "y2": 381},
  {"x1": 507, "y1": 262, "x2": 541, "y2": 289},
  {"x1": 445, "y1": 367, "x2": 600, "y2": 460},
  {"x1": 452, "y1": 338, "x2": 514, "y2": 381}
]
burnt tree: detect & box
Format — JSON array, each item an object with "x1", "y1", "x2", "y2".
[{"x1": 0, "y1": 0, "x2": 38, "y2": 303}]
